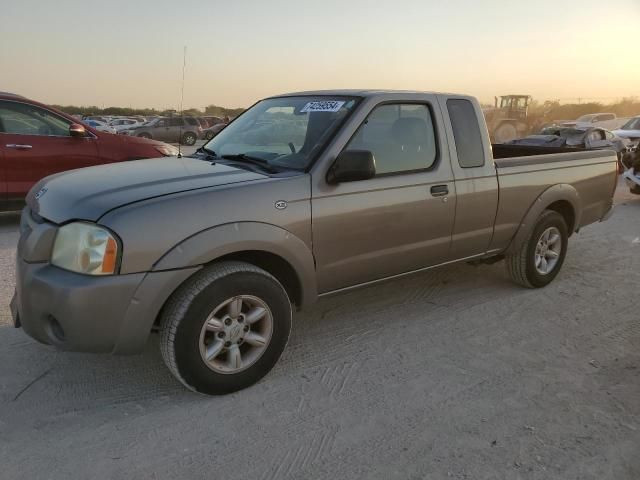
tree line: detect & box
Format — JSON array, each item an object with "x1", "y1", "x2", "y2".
[
  {"x1": 529, "y1": 97, "x2": 640, "y2": 122},
  {"x1": 51, "y1": 104, "x2": 245, "y2": 118}
]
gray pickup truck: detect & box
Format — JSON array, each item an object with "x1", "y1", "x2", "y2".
[{"x1": 12, "y1": 90, "x2": 617, "y2": 395}]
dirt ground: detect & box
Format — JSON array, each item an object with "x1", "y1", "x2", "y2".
[{"x1": 0, "y1": 180, "x2": 638, "y2": 480}]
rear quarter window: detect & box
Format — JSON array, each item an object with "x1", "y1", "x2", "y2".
[{"x1": 446, "y1": 99, "x2": 485, "y2": 168}]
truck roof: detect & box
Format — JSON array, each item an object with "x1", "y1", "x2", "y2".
[{"x1": 270, "y1": 89, "x2": 465, "y2": 98}]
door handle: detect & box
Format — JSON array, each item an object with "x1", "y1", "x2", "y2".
[
  {"x1": 6, "y1": 144, "x2": 33, "y2": 150},
  {"x1": 430, "y1": 185, "x2": 449, "y2": 197}
]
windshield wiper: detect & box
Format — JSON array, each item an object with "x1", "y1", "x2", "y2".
[
  {"x1": 221, "y1": 154, "x2": 279, "y2": 173},
  {"x1": 194, "y1": 147, "x2": 219, "y2": 163}
]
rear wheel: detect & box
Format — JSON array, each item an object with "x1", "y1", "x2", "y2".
[
  {"x1": 630, "y1": 185, "x2": 640, "y2": 195},
  {"x1": 506, "y1": 210, "x2": 568, "y2": 288},
  {"x1": 137, "y1": 132, "x2": 151, "y2": 139},
  {"x1": 182, "y1": 132, "x2": 197, "y2": 145},
  {"x1": 205, "y1": 131, "x2": 214, "y2": 140},
  {"x1": 159, "y1": 261, "x2": 292, "y2": 395}
]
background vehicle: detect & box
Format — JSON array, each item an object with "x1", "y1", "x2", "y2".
[
  {"x1": 613, "y1": 116, "x2": 640, "y2": 141},
  {"x1": 12, "y1": 90, "x2": 617, "y2": 395},
  {"x1": 196, "y1": 117, "x2": 208, "y2": 129},
  {"x1": 109, "y1": 118, "x2": 141, "y2": 132},
  {"x1": 0, "y1": 92, "x2": 178, "y2": 210},
  {"x1": 560, "y1": 113, "x2": 624, "y2": 130},
  {"x1": 83, "y1": 115, "x2": 109, "y2": 124},
  {"x1": 82, "y1": 119, "x2": 117, "y2": 134},
  {"x1": 507, "y1": 126, "x2": 631, "y2": 171},
  {"x1": 483, "y1": 94, "x2": 529, "y2": 143},
  {"x1": 203, "y1": 115, "x2": 223, "y2": 128},
  {"x1": 123, "y1": 116, "x2": 202, "y2": 145},
  {"x1": 203, "y1": 121, "x2": 228, "y2": 140}
]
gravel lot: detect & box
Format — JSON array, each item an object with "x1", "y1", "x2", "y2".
[{"x1": 0, "y1": 179, "x2": 638, "y2": 479}]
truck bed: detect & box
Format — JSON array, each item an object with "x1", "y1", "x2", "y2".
[
  {"x1": 489, "y1": 146, "x2": 617, "y2": 252},
  {"x1": 492, "y1": 143, "x2": 582, "y2": 159}
]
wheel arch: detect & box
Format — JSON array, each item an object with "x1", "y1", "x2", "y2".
[
  {"x1": 210, "y1": 250, "x2": 303, "y2": 309},
  {"x1": 152, "y1": 222, "x2": 317, "y2": 309},
  {"x1": 505, "y1": 184, "x2": 581, "y2": 255}
]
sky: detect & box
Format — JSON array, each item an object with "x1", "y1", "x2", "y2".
[{"x1": 2, "y1": 0, "x2": 640, "y2": 110}]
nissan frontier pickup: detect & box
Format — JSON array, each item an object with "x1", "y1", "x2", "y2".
[{"x1": 11, "y1": 90, "x2": 617, "y2": 394}]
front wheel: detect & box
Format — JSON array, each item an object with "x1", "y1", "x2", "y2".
[
  {"x1": 506, "y1": 210, "x2": 568, "y2": 288},
  {"x1": 159, "y1": 261, "x2": 292, "y2": 395},
  {"x1": 137, "y1": 132, "x2": 152, "y2": 139}
]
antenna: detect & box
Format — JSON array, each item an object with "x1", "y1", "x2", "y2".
[{"x1": 177, "y1": 46, "x2": 187, "y2": 158}]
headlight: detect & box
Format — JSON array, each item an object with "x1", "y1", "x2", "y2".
[
  {"x1": 51, "y1": 223, "x2": 120, "y2": 275},
  {"x1": 154, "y1": 144, "x2": 179, "y2": 156}
]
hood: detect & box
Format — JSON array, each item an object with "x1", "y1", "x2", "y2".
[{"x1": 27, "y1": 156, "x2": 266, "y2": 224}]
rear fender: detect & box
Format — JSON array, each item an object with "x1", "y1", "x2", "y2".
[{"x1": 505, "y1": 184, "x2": 581, "y2": 254}]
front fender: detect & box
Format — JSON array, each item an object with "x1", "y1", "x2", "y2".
[
  {"x1": 152, "y1": 222, "x2": 318, "y2": 307},
  {"x1": 505, "y1": 183, "x2": 581, "y2": 254}
]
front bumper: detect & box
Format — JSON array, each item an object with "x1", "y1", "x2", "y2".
[
  {"x1": 13, "y1": 207, "x2": 200, "y2": 354},
  {"x1": 13, "y1": 259, "x2": 143, "y2": 352},
  {"x1": 13, "y1": 258, "x2": 200, "y2": 354}
]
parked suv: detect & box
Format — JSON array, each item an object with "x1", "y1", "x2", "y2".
[
  {"x1": 123, "y1": 116, "x2": 202, "y2": 145},
  {"x1": 0, "y1": 92, "x2": 178, "y2": 211}
]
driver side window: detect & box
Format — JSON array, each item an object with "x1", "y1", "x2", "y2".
[
  {"x1": 345, "y1": 103, "x2": 437, "y2": 175},
  {"x1": 0, "y1": 101, "x2": 71, "y2": 136}
]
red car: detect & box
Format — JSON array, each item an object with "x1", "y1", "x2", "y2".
[{"x1": 0, "y1": 92, "x2": 178, "y2": 211}]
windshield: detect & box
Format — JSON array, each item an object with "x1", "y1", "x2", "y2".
[
  {"x1": 621, "y1": 117, "x2": 640, "y2": 130},
  {"x1": 202, "y1": 96, "x2": 359, "y2": 170}
]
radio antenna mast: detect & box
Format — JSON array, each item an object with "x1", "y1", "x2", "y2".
[{"x1": 177, "y1": 46, "x2": 187, "y2": 158}]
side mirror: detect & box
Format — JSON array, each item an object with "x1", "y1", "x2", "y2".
[
  {"x1": 327, "y1": 150, "x2": 376, "y2": 184},
  {"x1": 69, "y1": 123, "x2": 87, "y2": 137}
]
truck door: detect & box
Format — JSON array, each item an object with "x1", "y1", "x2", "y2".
[
  {"x1": 438, "y1": 97, "x2": 499, "y2": 259},
  {"x1": 312, "y1": 99, "x2": 456, "y2": 293}
]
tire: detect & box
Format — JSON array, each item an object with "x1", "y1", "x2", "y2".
[
  {"x1": 630, "y1": 185, "x2": 640, "y2": 195},
  {"x1": 506, "y1": 210, "x2": 568, "y2": 288},
  {"x1": 137, "y1": 132, "x2": 152, "y2": 139},
  {"x1": 159, "y1": 261, "x2": 292, "y2": 395},
  {"x1": 182, "y1": 132, "x2": 197, "y2": 146},
  {"x1": 494, "y1": 123, "x2": 518, "y2": 143},
  {"x1": 205, "y1": 131, "x2": 214, "y2": 140}
]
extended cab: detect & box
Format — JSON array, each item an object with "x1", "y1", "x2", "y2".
[{"x1": 11, "y1": 90, "x2": 617, "y2": 395}]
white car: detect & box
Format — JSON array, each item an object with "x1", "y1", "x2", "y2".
[
  {"x1": 561, "y1": 113, "x2": 623, "y2": 130},
  {"x1": 613, "y1": 117, "x2": 640, "y2": 142},
  {"x1": 109, "y1": 118, "x2": 142, "y2": 132},
  {"x1": 82, "y1": 119, "x2": 117, "y2": 134}
]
